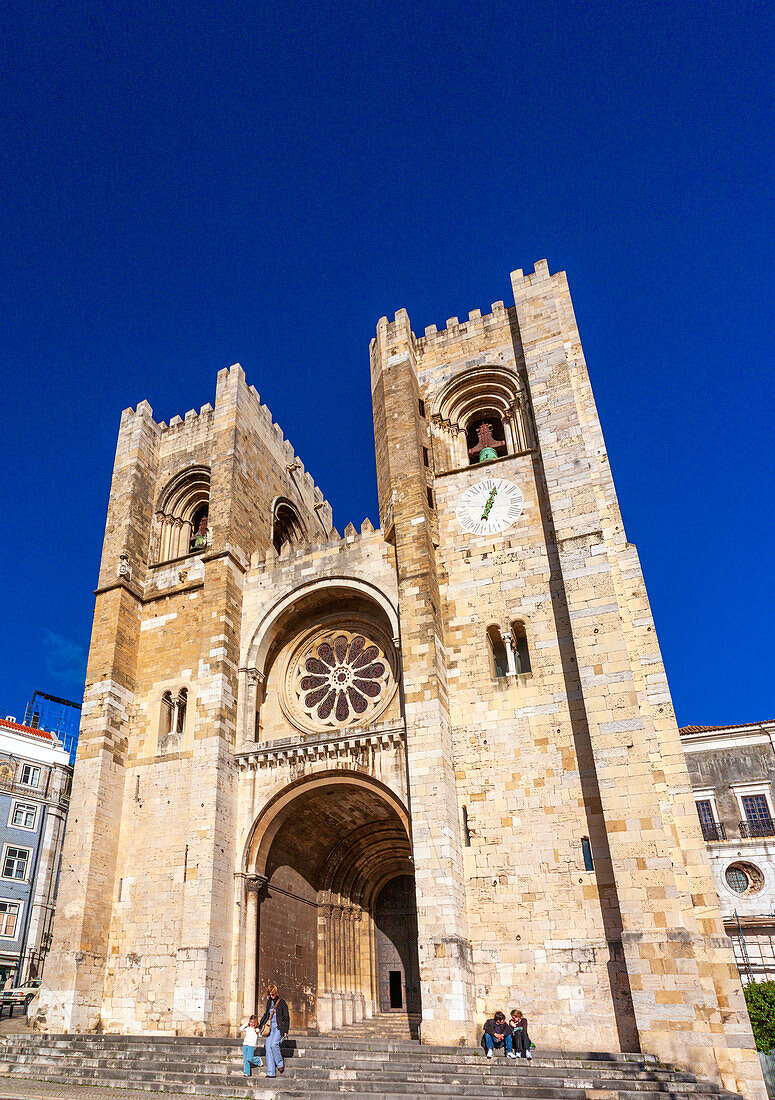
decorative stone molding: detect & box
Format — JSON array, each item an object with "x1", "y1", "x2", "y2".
[{"x1": 235, "y1": 726, "x2": 404, "y2": 770}]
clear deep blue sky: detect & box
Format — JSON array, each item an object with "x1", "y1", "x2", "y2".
[{"x1": 1, "y1": 1, "x2": 772, "y2": 727}]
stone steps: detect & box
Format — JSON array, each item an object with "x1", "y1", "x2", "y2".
[
  {"x1": 0, "y1": 1032, "x2": 743, "y2": 1100},
  {"x1": 0, "y1": 1052, "x2": 712, "y2": 1089}
]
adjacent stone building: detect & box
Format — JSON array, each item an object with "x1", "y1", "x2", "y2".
[
  {"x1": 0, "y1": 717, "x2": 71, "y2": 985},
  {"x1": 38, "y1": 261, "x2": 765, "y2": 1099},
  {"x1": 682, "y1": 719, "x2": 775, "y2": 983}
]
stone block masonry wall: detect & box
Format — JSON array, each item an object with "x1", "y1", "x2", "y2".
[
  {"x1": 508, "y1": 262, "x2": 764, "y2": 1100},
  {"x1": 415, "y1": 300, "x2": 626, "y2": 1053},
  {"x1": 40, "y1": 364, "x2": 333, "y2": 1036},
  {"x1": 371, "y1": 311, "x2": 475, "y2": 1046}
]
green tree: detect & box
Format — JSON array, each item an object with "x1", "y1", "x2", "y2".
[{"x1": 744, "y1": 980, "x2": 775, "y2": 1053}]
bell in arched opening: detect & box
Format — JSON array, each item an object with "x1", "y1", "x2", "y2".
[{"x1": 467, "y1": 419, "x2": 506, "y2": 464}]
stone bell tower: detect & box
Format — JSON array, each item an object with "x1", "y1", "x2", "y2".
[
  {"x1": 369, "y1": 262, "x2": 764, "y2": 1099},
  {"x1": 39, "y1": 365, "x2": 331, "y2": 1034}
]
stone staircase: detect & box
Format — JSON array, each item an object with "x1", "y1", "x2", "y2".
[
  {"x1": 0, "y1": 1022, "x2": 745, "y2": 1100},
  {"x1": 329, "y1": 1012, "x2": 422, "y2": 1041}
]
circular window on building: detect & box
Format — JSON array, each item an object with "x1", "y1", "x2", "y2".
[
  {"x1": 282, "y1": 621, "x2": 398, "y2": 733},
  {"x1": 725, "y1": 862, "x2": 764, "y2": 896}
]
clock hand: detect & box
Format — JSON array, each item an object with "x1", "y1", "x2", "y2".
[{"x1": 481, "y1": 486, "x2": 498, "y2": 520}]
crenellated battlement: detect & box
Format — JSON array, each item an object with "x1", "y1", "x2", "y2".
[
  {"x1": 369, "y1": 261, "x2": 554, "y2": 364},
  {"x1": 416, "y1": 300, "x2": 515, "y2": 352},
  {"x1": 119, "y1": 363, "x2": 330, "y2": 514},
  {"x1": 248, "y1": 515, "x2": 382, "y2": 572}
]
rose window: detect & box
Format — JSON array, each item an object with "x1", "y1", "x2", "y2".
[{"x1": 290, "y1": 629, "x2": 394, "y2": 729}]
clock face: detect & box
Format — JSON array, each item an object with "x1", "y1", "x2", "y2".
[{"x1": 456, "y1": 477, "x2": 525, "y2": 537}]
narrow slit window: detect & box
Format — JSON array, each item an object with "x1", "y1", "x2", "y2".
[
  {"x1": 462, "y1": 806, "x2": 471, "y2": 847},
  {"x1": 422, "y1": 446, "x2": 429, "y2": 468},
  {"x1": 581, "y1": 837, "x2": 594, "y2": 872},
  {"x1": 426, "y1": 487, "x2": 434, "y2": 510},
  {"x1": 418, "y1": 398, "x2": 426, "y2": 418}
]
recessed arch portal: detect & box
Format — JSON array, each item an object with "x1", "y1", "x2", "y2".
[
  {"x1": 243, "y1": 577, "x2": 400, "y2": 677},
  {"x1": 240, "y1": 772, "x2": 418, "y2": 1033}
]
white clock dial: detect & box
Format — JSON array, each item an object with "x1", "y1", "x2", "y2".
[{"x1": 455, "y1": 477, "x2": 525, "y2": 537}]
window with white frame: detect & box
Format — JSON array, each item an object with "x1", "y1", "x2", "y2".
[
  {"x1": 0, "y1": 900, "x2": 20, "y2": 938},
  {"x1": 9, "y1": 802, "x2": 37, "y2": 830},
  {"x1": 20, "y1": 764, "x2": 41, "y2": 788},
  {"x1": 733, "y1": 783, "x2": 775, "y2": 837},
  {"x1": 696, "y1": 799, "x2": 713, "y2": 825},
  {"x1": 1, "y1": 846, "x2": 30, "y2": 881}
]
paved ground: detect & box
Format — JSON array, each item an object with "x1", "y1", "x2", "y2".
[{"x1": 0, "y1": 1016, "x2": 32, "y2": 1036}]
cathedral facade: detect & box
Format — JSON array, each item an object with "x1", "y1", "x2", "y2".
[{"x1": 39, "y1": 261, "x2": 763, "y2": 1099}]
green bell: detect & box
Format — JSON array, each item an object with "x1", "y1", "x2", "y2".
[{"x1": 478, "y1": 447, "x2": 498, "y2": 463}]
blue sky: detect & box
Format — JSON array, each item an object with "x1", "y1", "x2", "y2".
[{"x1": 1, "y1": 0, "x2": 772, "y2": 726}]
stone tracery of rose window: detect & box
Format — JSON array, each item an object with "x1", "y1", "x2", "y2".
[{"x1": 289, "y1": 628, "x2": 394, "y2": 729}]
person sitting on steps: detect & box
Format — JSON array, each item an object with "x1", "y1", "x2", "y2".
[
  {"x1": 483, "y1": 1011, "x2": 515, "y2": 1059},
  {"x1": 509, "y1": 1008, "x2": 533, "y2": 1059}
]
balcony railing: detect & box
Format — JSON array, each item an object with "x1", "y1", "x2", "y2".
[
  {"x1": 700, "y1": 820, "x2": 726, "y2": 841},
  {"x1": 740, "y1": 819, "x2": 775, "y2": 839}
]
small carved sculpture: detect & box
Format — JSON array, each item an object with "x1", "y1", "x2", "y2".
[{"x1": 117, "y1": 554, "x2": 132, "y2": 579}]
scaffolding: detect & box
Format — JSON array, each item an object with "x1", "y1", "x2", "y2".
[
  {"x1": 727, "y1": 915, "x2": 775, "y2": 985},
  {"x1": 23, "y1": 690, "x2": 81, "y2": 765}
]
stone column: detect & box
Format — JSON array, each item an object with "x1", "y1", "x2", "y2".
[
  {"x1": 502, "y1": 631, "x2": 518, "y2": 676},
  {"x1": 316, "y1": 903, "x2": 335, "y2": 1033},
  {"x1": 237, "y1": 668, "x2": 265, "y2": 747},
  {"x1": 344, "y1": 907, "x2": 353, "y2": 1021},
  {"x1": 353, "y1": 908, "x2": 365, "y2": 1022},
  {"x1": 243, "y1": 876, "x2": 265, "y2": 1017},
  {"x1": 332, "y1": 905, "x2": 344, "y2": 1028},
  {"x1": 455, "y1": 427, "x2": 469, "y2": 467},
  {"x1": 502, "y1": 414, "x2": 517, "y2": 455}
]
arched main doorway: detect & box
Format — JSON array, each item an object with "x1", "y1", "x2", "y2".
[
  {"x1": 375, "y1": 875, "x2": 421, "y2": 1014},
  {"x1": 243, "y1": 774, "x2": 420, "y2": 1033}
]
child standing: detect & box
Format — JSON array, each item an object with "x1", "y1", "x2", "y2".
[{"x1": 239, "y1": 1014, "x2": 263, "y2": 1077}]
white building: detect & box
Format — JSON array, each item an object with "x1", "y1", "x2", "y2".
[
  {"x1": 682, "y1": 720, "x2": 775, "y2": 983},
  {"x1": 0, "y1": 717, "x2": 71, "y2": 985}
]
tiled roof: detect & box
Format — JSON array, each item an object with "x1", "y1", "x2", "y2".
[
  {"x1": 0, "y1": 717, "x2": 57, "y2": 742},
  {"x1": 680, "y1": 720, "x2": 775, "y2": 734}
]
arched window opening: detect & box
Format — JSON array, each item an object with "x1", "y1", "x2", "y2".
[
  {"x1": 160, "y1": 691, "x2": 174, "y2": 736},
  {"x1": 466, "y1": 415, "x2": 507, "y2": 465},
  {"x1": 511, "y1": 621, "x2": 532, "y2": 675},
  {"x1": 487, "y1": 626, "x2": 508, "y2": 679},
  {"x1": 160, "y1": 687, "x2": 187, "y2": 739},
  {"x1": 155, "y1": 467, "x2": 211, "y2": 563},
  {"x1": 273, "y1": 500, "x2": 306, "y2": 553},
  {"x1": 431, "y1": 366, "x2": 534, "y2": 474}
]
